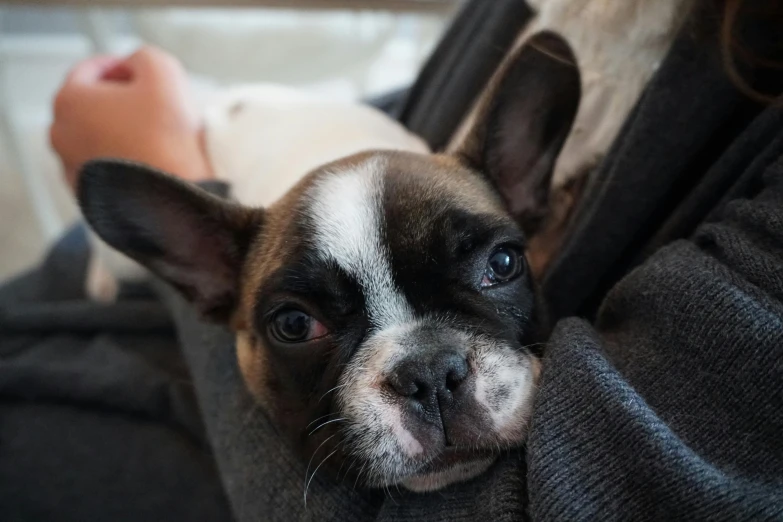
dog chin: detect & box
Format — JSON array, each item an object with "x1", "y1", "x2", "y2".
[{"x1": 401, "y1": 457, "x2": 496, "y2": 492}]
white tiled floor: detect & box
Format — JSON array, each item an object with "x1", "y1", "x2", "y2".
[{"x1": 0, "y1": 7, "x2": 451, "y2": 282}]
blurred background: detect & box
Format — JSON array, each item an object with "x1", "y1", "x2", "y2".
[{"x1": 0, "y1": 1, "x2": 458, "y2": 281}]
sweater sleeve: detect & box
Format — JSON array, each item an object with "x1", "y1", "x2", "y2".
[{"x1": 527, "y1": 158, "x2": 783, "y2": 520}]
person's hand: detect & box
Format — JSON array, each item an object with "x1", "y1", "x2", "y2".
[{"x1": 50, "y1": 46, "x2": 213, "y2": 191}]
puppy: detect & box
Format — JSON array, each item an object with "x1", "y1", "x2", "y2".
[{"x1": 78, "y1": 33, "x2": 580, "y2": 492}]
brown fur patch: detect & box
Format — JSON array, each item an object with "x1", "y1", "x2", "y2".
[
  {"x1": 385, "y1": 152, "x2": 507, "y2": 214},
  {"x1": 526, "y1": 166, "x2": 589, "y2": 278}
]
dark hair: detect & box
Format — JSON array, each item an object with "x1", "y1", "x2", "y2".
[{"x1": 717, "y1": 0, "x2": 783, "y2": 103}]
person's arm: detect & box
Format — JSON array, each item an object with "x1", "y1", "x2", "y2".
[
  {"x1": 50, "y1": 46, "x2": 213, "y2": 188},
  {"x1": 528, "y1": 156, "x2": 783, "y2": 520}
]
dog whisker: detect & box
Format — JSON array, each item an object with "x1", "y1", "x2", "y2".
[
  {"x1": 354, "y1": 460, "x2": 369, "y2": 490},
  {"x1": 303, "y1": 433, "x2": 337, "y2": 499},
  {"x1": 340, "y1": 457, "x2": 358, "y2": 486},
  {"x1": 308, "y1": 417, "x2": 347, "y2": 436},
  {"x1": 318, "y1": 383, "x2": 349, "y2": 403},
  {"x1": 304, "y1": 447, "x2": 340, "y2": 506},
  {"x1": 305, "y1": 411, "x2": 340, "y2": 430},
  {"x1": 335, "y1": 452, "x2": 350, "y2": 481},
  {"x1": 385, "y1": 483, "x2": 399, "y2": 505},
  {"x1": 521, "y1": 341, "x2": 549, "y2": 351}
]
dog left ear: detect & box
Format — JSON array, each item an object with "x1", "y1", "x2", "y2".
[
  {"x1": 78, "y1": 159, "x2": 263, "y2": 321},
  {"x1": 457, "y1": 31, "x2": 581, "y2": 236}
]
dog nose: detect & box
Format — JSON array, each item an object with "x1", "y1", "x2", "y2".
[{"x1": 388, "y1": 351, "x2": 469, "y2": 402}]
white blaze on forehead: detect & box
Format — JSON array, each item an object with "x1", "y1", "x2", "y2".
[{"x1": 308, "y1": 156, "x2": 413, "y2": 329}]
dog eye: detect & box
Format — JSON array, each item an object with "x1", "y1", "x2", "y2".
[
  {"x1": 270, "y1": 309, "x2": 328, "y2": 343},
  {"x1": 481, "y1": 245, "x2": 524, "y2": 287}
]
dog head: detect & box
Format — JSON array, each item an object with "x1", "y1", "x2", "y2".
[{"x1": 78, "y1": 32, "x2": 580, "y2": 492}]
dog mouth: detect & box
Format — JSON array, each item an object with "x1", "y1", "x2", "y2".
[
  {"x1": 399, "y1": 447, "x2": 499, "y2": 492},
  {"x1": 418, "y1": 446, "x2": 497, "y2": 474}
]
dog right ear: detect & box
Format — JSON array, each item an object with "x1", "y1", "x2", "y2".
[
  {"x1": 456, "y1": 31, "x2": 581, "y2": 236},
  {"x1": 78, "y1": 159, "x2": 263, "y2": 321}
]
